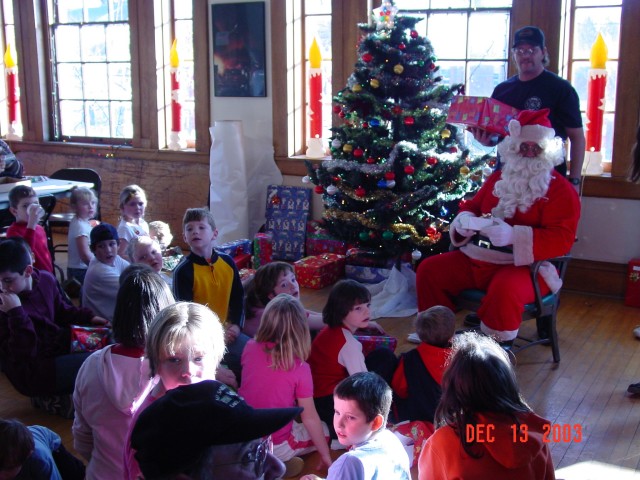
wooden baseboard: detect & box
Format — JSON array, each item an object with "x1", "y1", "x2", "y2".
[{"x1": 564, "y1": 258, "x2": 628, "y2": 298}]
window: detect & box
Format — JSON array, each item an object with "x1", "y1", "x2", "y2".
[
  {"x1": 562, "y1": 0, "x2": 621, "y2": 166},
  {"x1": 47, "y1": 0, "x2": 132, "y2": 142},
  {"x1": 395, "y1": 0, "x2": 512, "y2": 97}
]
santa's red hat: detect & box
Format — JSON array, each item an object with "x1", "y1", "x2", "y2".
[{"x1": 507, "y1": 108, "x2": 555, "y2": 145}]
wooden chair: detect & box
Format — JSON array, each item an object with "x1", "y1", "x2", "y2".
[{"x1": 454, "y1": 255, "x2": 571, "y2": 363}]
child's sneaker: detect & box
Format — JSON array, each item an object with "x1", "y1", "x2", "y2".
[
  {"x1": 283, "y1": 456, "x2": 304, "y2": 478},
  {"x1": 634, "y1": 326, "x2": 640, "y2": 340}
]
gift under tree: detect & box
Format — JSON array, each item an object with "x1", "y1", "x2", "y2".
[{"x1": 305, "y1": 0, "x2": 489, "y2": 261}]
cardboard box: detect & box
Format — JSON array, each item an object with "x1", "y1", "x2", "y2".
[
  {"x1": 294, "y1": 253, "x2": 346, "y2": 289},
  {"x1": 0, "y1": 177, "x2": 31, "y2": 193},
  {"x1": 446, "y1": 95, "x2": 520, "y2": 136},
  {"x1": 625, "y1": 258, "x2": 640, "y2": 308}
]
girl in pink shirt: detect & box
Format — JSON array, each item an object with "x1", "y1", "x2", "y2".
[{"x1": 240, "y1": 294, "x2": 332, "y2": 475}]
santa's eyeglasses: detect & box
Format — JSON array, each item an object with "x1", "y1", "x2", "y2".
[{"x1": 519, "y1": 141, "x2": 543, "y2": 158}]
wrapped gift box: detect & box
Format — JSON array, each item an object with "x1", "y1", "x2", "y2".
[
  {"x1": 216, "y1": 238, "x2": 252, "y2": 257},
  {"x1": 233, "y1": 253, "x2": 252, "y2": 269},
  {"x1": 446, "y1": 95, "x2": 520, "y2": 136},
  {"x1": 625, "y1": 258, "x2": 640, "y2": 308},
  {"x1": 253, "y1": 232, "x2": 273, "y2": 268},
  {"x1": 264, "y1": 185, "x2": 312, "y2": 262},
  {"x1": 266, "y1": 184, "x2": 312, "y2": 213},
  {"x1": 391, "y1": 420, "x2": 435, "y2": 468},
  {"x1": 345, "y1": 263, "x2": 412, "y2": 284},
  {"x1": 306, "y1": 220, "x2": 347, "y2": 256},
  {"x1": 294, "y1": 253, "x2": 346, "y2": 289},
  {"x1": 239, "y1": 268, "x2": 256, "y2": 285},
  {"x1": 353, "y1": 327, "x2": 398, "y2": 356}
]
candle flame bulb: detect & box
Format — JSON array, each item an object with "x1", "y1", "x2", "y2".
[
  {"x1": 590, "y1": 33, "x2": 607, "y2": 69},
  {"x1": 310, "y1": 37, "x2": 322, "y2": 69},
  {"x1": 170, "y1": 39, "x2": 179, "y2": 68},
  {"x1": 4, "y1": 44, "x2": 16, "y2": 68}
]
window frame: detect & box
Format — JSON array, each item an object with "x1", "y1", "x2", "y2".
[{"x1": 9, "y1": 0, "x2": 210, "y2": 158}]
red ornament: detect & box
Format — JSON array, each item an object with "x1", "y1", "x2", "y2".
[
  {"x1": 426, "y1": 227, "x2": 437, "y2": 237},
  {"x1": 271, "y1": 195, "x2": 281, "y2": 205},
  {"x1": 427, "y1": 157, "x2": 438, "y2": 166},
  {"x1": 339, "y1": 111, "x2": 345, "y2": 118},
  {"x1": 384, "y1": 172, "x2": 395, "y2": 180},
  {"x1": 353, "y1": 148, "x2": 364, "y2": 158},
  {"x1": 369, "y1": 231, "x2": 377, "y2": 239},
  {"x1": 430, "y1": 63, "x2": 436, "y2": 70},
  {"x1": 366, "y1": 157, "x2": 376, "y2": 164},
  {"x1": 392, "y1": 105, "x2": 403, "y2": 115},
  {"x1": 332, "y1": 176, "x2": 341, "y2": 183},
  {"x1": 333, "y1": 105, "x2": 342, "y2": 113},
  {"x1": 362, "y1": 122, "x2": 369, "y2": 128},
  {"x1": 410, "y1": 30, "x2": 418, "y2": 39},
  {"x1": 314, "y1": 185, "x2": 324, "y2": 194},
  {"x1": 449, "y1": 146, "x2": 458, "y2": 153},
  {"x1": 404, "y1": 116, "x2": 415, "y2": 125},
  {"x1": 404, "y1": 165, "x2": 415, "y2": 174},
  {"x1": 355, "y1": 186, "x2": 366, "y2": 197},
  {"x1": 398, "y1": 43, "x2": 406, "y2": 50},
  {"x1": 362, "y1": 53, "x2": 373, "y2": 62}
]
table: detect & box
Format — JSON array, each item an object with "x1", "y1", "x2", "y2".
[{"x1": 0, "y1": 177, "x2": 95, "y2": 210}]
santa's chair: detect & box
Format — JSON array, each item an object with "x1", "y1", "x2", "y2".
[{"x1": 454, "y1": 255, "x2": 571, "y2": 363}]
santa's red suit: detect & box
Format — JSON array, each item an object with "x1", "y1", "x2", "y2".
[{"x1": 416, "y1": 109, "x2": 581, "y2": 341}]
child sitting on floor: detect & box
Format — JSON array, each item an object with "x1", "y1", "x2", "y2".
[
  {"x1": 391, "y1": 305, "x2": 455, "y2": 424},
  {"x1": 148, "y1": 220, "x2": 183, "y2": 271},
  {"x1": 117, "y1": 184, "x2": 149, "y2": 260},
  {"x1": 127, "y1": 236, "x2": 173, "y2": 287},
  {"x1": 301, "y1": 372, "x2": 411, "y2": 480},
  {"x1": 240, "y1": 294, "x2": 332, "y2": 477},
  {"x1": 243, "y1": 261, "x2": 323, "y2": 337},
  {"x1": 66, "y1": 187, "x2": 99, "y2": 285}
]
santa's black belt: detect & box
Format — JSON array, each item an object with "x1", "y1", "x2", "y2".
[{"x1": 471, "y1": 234, "x2": 513, "y2": 254}]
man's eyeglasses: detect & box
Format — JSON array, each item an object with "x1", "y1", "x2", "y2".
[
  {"x1": 513, "y1": 47, "x2": 538, "y2": 57},
  {"x1": 519, "y1": 141, "x2": 543, "y2": 158},
  {"x1": 210, "y1": 436, "x2": 272, "y2": 477}
]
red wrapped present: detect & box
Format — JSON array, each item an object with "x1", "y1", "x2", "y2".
[
  {"x1": 306, "y1": 222, "x2": 347, "y2": 256},
  {"x1": 294, "y1": 253, "x2": 346, "y2": 289},
  {"x1": 625, "y1": 258, "x2": 640, "y2": 308},
  {"x1": 239, "y1": 268, "x2": 256, "y2": 285},
  {"x1": 446, "y1": 95, "x2": 520, "y2": 136},
  {"x1": 253, "y1": 232, "x2": 273, "y2": 268},
  {"x1": 233, "y1": 253, "x2": 252, "y2": 269},
  {"x1": 390, "y1": 420, "x2": 435, "y2": 467},
  {"x1": 70, "y1": 325, "x2": 112, "y2": 353},
  {"x1": 353, "y1": 327, "x2": 398, "y2": 356}
]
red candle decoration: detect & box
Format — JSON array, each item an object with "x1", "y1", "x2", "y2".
[
  {"x1": 169, "y1": 39, "x2": 181, "y2": 134},
  {"x1": 586, "y1": 33, "x2": 608, "y2": 153},
  {"x1": 309, "y1": 37, "x2": 323, "y2": 139},
  {"x1": 4, "y1": 44, "x2": 18, "y2": 125}
]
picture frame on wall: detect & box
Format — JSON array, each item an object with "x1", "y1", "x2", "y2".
[{"x1": 211, "y1": 2, "x2": 266, "y2": 97}]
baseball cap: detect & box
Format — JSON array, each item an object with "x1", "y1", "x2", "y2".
[
  {"x1": 90, "y1": 223, "x2": 119, "y2": 247},
  {"x1": 512, "y1": 26, "x2": 545, "y2": 49},
  {"x1": 131, "y1": 380, "x2": 302, "y2": 477}
]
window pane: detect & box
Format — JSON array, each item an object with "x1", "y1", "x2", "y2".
[
  {"x1": 54, "y1": 26, "x2": 81, "y2": 62},
  {"x1": 175, "y1": 20, "x2": 194, "y2": 60},
  {"x1": 428, "y1": 13, "x2": 467, "y2": 59},
  {"x1": 83, "y1": 64, "x2": 109, "y2": 98},
  {"x1": 86, "y1": 101, "x2": 111, "y2": 137},
  {"x1": 576, "y1": 0, "x2": 620, "y2": 6},
  {"x1": 105, "y1": 24, "x2": 130, "y2": 61},
  {"x1": 305, "y1": 0, "x2": 330, "y2": 15},
  {"x1": 108, "y1": 63, "x2": 132, "y2": 100},
  {"x1": 431, "y1": 0, "x2": 470, "y2": 8},
  {"x1": 467, "y1": 61, "x2": 507, "y2": 96},
  {"x1": 468, "y1": 12, "x2": 509, "y2": 59},
  {"x1": 80, "y1": 25, "x2": 107, "y2": 62},
  {"x1": 111, "y1": 101, "x2": 132, "y2": 137},
  {"x1": 305, "y1": 16, "x2": 331, "y2": 61},
  {"x1": 109, "y1": 0, "x2": 128, "y2": 21},
  {"x1": 174, "y1": 1, "x2": 192, "y2": 19},
  {"x1": 573, "y1": 7, "x2": 620, "y2": 59},
  {"x1": 437, "y1": 61, "x2": 466, "y2": 87},
  {"x1": 56, "y1": 64, "x2": 83, "y2": 99},
  {"x1": 474, "y1": 0, "x2": 512, "y2": 7},
  {"x1": 59, "y1": 100, "x2": 85, "y2": 136},
  {"x1": 86, "y1": 0, "x2": 109, "y2": 22},
  {"x1": 600, "y1": 112, "x2": 614, "y2": 160},
  {"x1": 56, "y1": 2, "x2": 83, "y2": 23}
]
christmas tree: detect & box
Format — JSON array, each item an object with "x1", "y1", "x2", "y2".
[{"x1": 304, "y1": 1, "x2": 489, "y2": 261}]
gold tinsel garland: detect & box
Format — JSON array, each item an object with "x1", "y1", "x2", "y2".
[
  {"x1": 390, "y1": 223, "x2": 440, "y2": 246},
  {"x1": 340, "y1": 185, "x2": 395, "y2": 202}
]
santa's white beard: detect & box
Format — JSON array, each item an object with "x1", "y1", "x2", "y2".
[{"x1": 492, "y1": 149, "x2": 553, "y2": 219}]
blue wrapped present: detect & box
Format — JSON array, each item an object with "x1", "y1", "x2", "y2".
[{"x1": 216, "y1": 238, "x2": 253, "y2": 257}]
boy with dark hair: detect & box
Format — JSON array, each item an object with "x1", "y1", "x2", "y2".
[
  {"x1": 0, "y1": 238, "x2": 107, "y2": 397},
  {"x1": 173, "y1": 207, "x2": 247, "y2": 378},
  {"x1": 6, "y1": 184, "x2": 53, "y2": 273},
  {"x1": 391, "y1": 306, "x2": 455, "y2": 423},
  {"x1": 302, "y1": 372, "x2": 411, "y2": 480}
]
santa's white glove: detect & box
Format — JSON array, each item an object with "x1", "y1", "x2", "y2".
[
  {"x1": 451, "y1": 212, "x2": 476, "y2": 238},
  {"x1": 481, "y1": 217, "x2": 513, "y2": 247}
]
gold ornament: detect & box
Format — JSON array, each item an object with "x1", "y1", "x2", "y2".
[
  {"x1": 459, "y1": 165, "x2": 470, "y2": 175},
  {"x1": 393, "y1": 64, "x2": 404, "y2": 74},
  {"x1": 390, "y1": 223, "x2": 439, "y2": 246},
  {"x1": 441, "y1": 128, "x2": 451, "y2": 139},
  {"x1": 352, "y1": 84, "x2": 362, "y2": 93},
  {"x1": 370, "y1": 78, "x2": 380, "y2": 88},
  {"x1": 343, "y1": 144, "x2": 353, "y2": 153}
]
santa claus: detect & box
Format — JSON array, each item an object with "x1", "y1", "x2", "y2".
[{"x1": 416, "y1": 108, "x2": 581, "y2": 343}]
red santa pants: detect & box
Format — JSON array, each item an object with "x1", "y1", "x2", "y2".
[{"x1": 416, "y1": 250, "x2": 550, "y2": 338}]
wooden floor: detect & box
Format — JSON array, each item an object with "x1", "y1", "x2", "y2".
[{"x1": 2, "y1": 246, "x2": 640, "y2": 479}]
